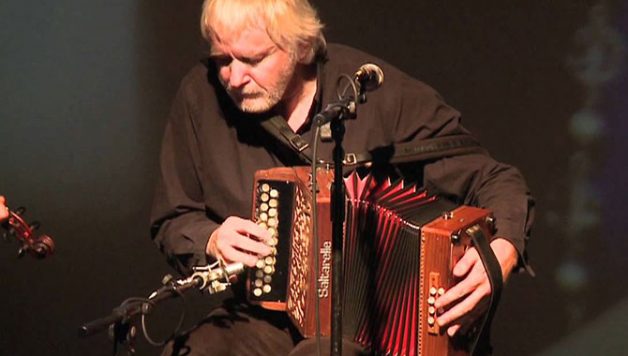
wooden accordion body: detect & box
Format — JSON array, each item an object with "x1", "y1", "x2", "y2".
[{"x1": 247, "y1": 167, "x2": 495, "y2": 356}]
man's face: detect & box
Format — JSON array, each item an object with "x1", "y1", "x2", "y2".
[{"x1": 210, "y1": 26, "x2": 298, "y2": 113}]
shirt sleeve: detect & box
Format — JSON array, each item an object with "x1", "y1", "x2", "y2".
[
  {"x1": 389, "y1": 72, "x2": 535, "y2": 274},
  {"x1": 150, "y1": 79, "x2": 218, "y2": 275}
]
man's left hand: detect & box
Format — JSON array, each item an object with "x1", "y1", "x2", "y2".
[{"x1": 434, "y1": 238, "x2": 519, "y2": 336}]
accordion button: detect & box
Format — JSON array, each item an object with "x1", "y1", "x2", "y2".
[
  {"x1": 268, "y1": 218, "x2": 277, "y2": 227},
  {"x1": 259, "y1": 213, "x2": 268, "y2": 222},
  {"x1": 260, "y1": 203, "x2": 269, "y2": 212},
  {"x1": 255, "y1": 279, "x2": 263, "y2": 287},
  {"x1": 263, "y1": 284, "x2": 272, "y2": 294},
  {"x1": 256, "y1": 270, "x2": 264, "y2": 278},
  {"x1": 258, "y1": 222, "x2": 267, "y2": 229},
  {"x1": 428, "y1": 316, "x2": 435, "y2": 326},
  {"x1": 438, "y1": 288, "x2": 445, "y2": 296},
  {"x1": 253, "y1": 288, "x2": 262, "y2": 297},
  {"x1": 261, "y1": 193, "x2": 269, "y2": 202},
  {"x1": 268, "y1": 208, "x2": 277, "y2": 217},
  {"x1": 269, "y1": 199, "x2": 278, "y2": 208},
  {"x1": 256, "y1": 259, "x2": 265, "y2": 269},
  {"x1": 265, "y1": 256, "x2": 275, "y2": 265},
  {"x1": 263, "y1": 265, "x2": 275, "y2": 274},
  {"x1": 263, "y1": 275, "x2": 272, "y2": 283},
  {"x1": 261, "y1": 184, "x2": 270, "y2": 192},
  {"x1": 270, "y1": 189, "x2": 279, "y2": 198},
  {"x1": 428, "y1": 296, "x2": 436, "y2": 305},
  {"x1": 267, "y1": 227, "x2": 276, "y2": 237},
  {"x1": 428, "y1": 306, "x2": 436, "y2": 315},
  {"x1": 429, "y1": 287, "x2": 437, "y2": 296}
]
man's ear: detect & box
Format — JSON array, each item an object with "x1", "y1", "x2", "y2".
[{"x1": 296, "y1": 42, "x2": 314, "y2": 64}]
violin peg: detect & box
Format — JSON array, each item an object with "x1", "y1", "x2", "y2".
[
  {"x1": 3, "y1": 227, "x2": 16, "y2": 238},
  {"x1": 32, "y1": 235, "x2": 55, "y2": 258}
]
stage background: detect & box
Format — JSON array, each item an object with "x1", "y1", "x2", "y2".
[{"x1": 1, "y1": 1, "x2": 626, "y2": 355}]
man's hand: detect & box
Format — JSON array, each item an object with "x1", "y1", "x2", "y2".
[
  {"x1": 434, "y1": 238, "x2": 519, "y2": 337},
  {"x1": 0, "y1": 196, "x2": 9, "y2": 221},
  {"x1": 206, "y1": 216, "x2": 272, "y2": 267}
]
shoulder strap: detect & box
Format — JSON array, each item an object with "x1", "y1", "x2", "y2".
[
  {"x1": 259, "y1": 115, "x2": 486, "y2": 166},
  {"x1": 259, "y1": 115, "x2": 314, "y2": 164},
  {"x1": 344, "y1": 134, "x2": 487, "y2": 166}
]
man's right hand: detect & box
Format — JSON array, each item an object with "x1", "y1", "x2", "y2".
[{"x1": 206, "y1": 216, "x2": 272, "y2": 267}]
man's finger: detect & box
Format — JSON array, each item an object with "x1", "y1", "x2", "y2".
[
  {"x1": 453, "y1": 247, "x2": 479, "y2": 278},
  {"x1": 447, "y1": 324, "x2": 461, "y2": 337},
  {"x1": 220, "y1": 244, "x2": 260, "y2": 267},
  {"x1": 434, "y1": 268, "x2": 481, "y2": 310},
  {"x1": 240, "y1": 219, "x2": 273, "y2": 242},
  {"x1": 437, "y1": 286, "x2": 487, "y2": 327},
  {"x1": 223, "y1": 216, "x2": 272, "y2": 243},
  {"x1": 230, "y1": 233, "x2": 272, "y2": 256}
]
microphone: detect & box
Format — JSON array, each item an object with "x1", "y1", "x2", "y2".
[
  {"x1": 354, "y1": 63, "x2": 384, "y2": 92},
  {"x1": 314, "y1": 64, "x2": 384, "y2": 127},
  {"x1": 149, "y1": 261, "x2": 245, "y2": 299},
  {"x1": 188, "y1": 261, "x2": 245, "y2": 293}
]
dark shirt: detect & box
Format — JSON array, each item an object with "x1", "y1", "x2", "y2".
[{"x1": 150, "y1": 43, "x2": 534, "y2": 275}]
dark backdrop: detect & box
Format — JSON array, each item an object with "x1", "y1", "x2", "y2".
[{"x1": 1, "y1": 1, "x2": 626, "y2": 355}]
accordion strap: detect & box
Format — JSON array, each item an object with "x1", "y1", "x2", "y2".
[
  {"x1": 467, "y1": 226, "x2": 504, "y2": 356},
  {"x1": 259, "y1": 115, "x2": 486, "y2": 166},
  {"x1": 260, "y1": 115, "x2": 314, "y2": 163}
]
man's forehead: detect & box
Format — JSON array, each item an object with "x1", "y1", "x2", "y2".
[{"x1": 210, "y1": 26, "x2": 278, "y2": 56}]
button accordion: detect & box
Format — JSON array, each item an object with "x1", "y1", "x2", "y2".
[{"x1": 247, "y1": 166, "x2": 495, "y2": 356}]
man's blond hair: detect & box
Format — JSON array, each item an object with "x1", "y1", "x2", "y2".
[{"x1": 201, "y1": 0, "x2": 326, "y2": 63}]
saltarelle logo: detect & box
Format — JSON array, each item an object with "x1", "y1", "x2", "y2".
[{"x1": 317, "y1": 241, "x2": 332, "y2": 298}]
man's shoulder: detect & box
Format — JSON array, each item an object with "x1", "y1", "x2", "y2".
[
  {"x1": 326, "y1": 43, "x2": 380, "y2": 65},
  {"x1": 326, "y1": 43, "x2": 410, "y2": 79},
  {"x1": 179, "y1": 60, "x2": 212, "y2": 88},
  {"x1": 174, "y1": 60, "x2": 224, "y2": 102},
  {"x1": 325, "y1": 43, "x2": 427, "y2": 91}
]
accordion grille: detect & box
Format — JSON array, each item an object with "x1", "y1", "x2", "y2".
[{"x1": 286, "y1": 186, "x2": 311, "y2": 328}]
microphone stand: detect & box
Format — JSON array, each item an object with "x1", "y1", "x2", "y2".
[
  {"x1": 330, "y1": 116, "x2": 346, "y2": 356},
  {"x1": 314, "y1": 98, "x2": 355, "y2": 356},
  {"x1": 79, "y1": 262, "x2": 243, "y2": 355},
  {"x1": 79, "y1": 278, "x2": 198, "y2": 355}
]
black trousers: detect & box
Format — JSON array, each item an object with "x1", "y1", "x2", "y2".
[{"x1": 161, "y1": 299, "x2": 368, "y2": 356}]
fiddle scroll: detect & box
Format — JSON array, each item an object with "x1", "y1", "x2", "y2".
[{"x1": 1, "y1": 206, "x2": 55, "y2": 259}]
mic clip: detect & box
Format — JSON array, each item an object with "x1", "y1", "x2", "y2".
[
  {"x1": 314, "y1": 97, "x2": 357, "y2": 127},
  {"x1": 189, "y1": 261, "x2": 243, "y2": 294},
  {"x1": 149, "y1": 261, "x2": 244, "y2": 299}
]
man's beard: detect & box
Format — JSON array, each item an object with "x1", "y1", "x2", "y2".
[{"x1": 226, "y1": 59, "x2": 297, "y2": 113}]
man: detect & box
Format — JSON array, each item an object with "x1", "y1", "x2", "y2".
[{"x1": 150, "y1": 0, "x2": 534, "y2": 355}]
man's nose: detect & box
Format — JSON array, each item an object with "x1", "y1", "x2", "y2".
[{"x1": 227, "y1": 60, "x2": 250, "y2": 88}]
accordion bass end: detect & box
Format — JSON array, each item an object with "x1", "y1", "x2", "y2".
[
  {"x1": 419, "y1": 205, "x2": 496, "y2": 356},
  {"x1": 247, "y1": 167, "x2": 496, "y2": 356}
]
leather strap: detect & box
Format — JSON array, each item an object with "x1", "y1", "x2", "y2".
[
  {"x1": 259, "y1": 116, "x2": 315, "y2": 164},
  {"x1": 259, "y1": 115, "x2": 486, "y2": 166},
  {"x1": 466, "y1": 225, "x2": 504, "y2": 356}
]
